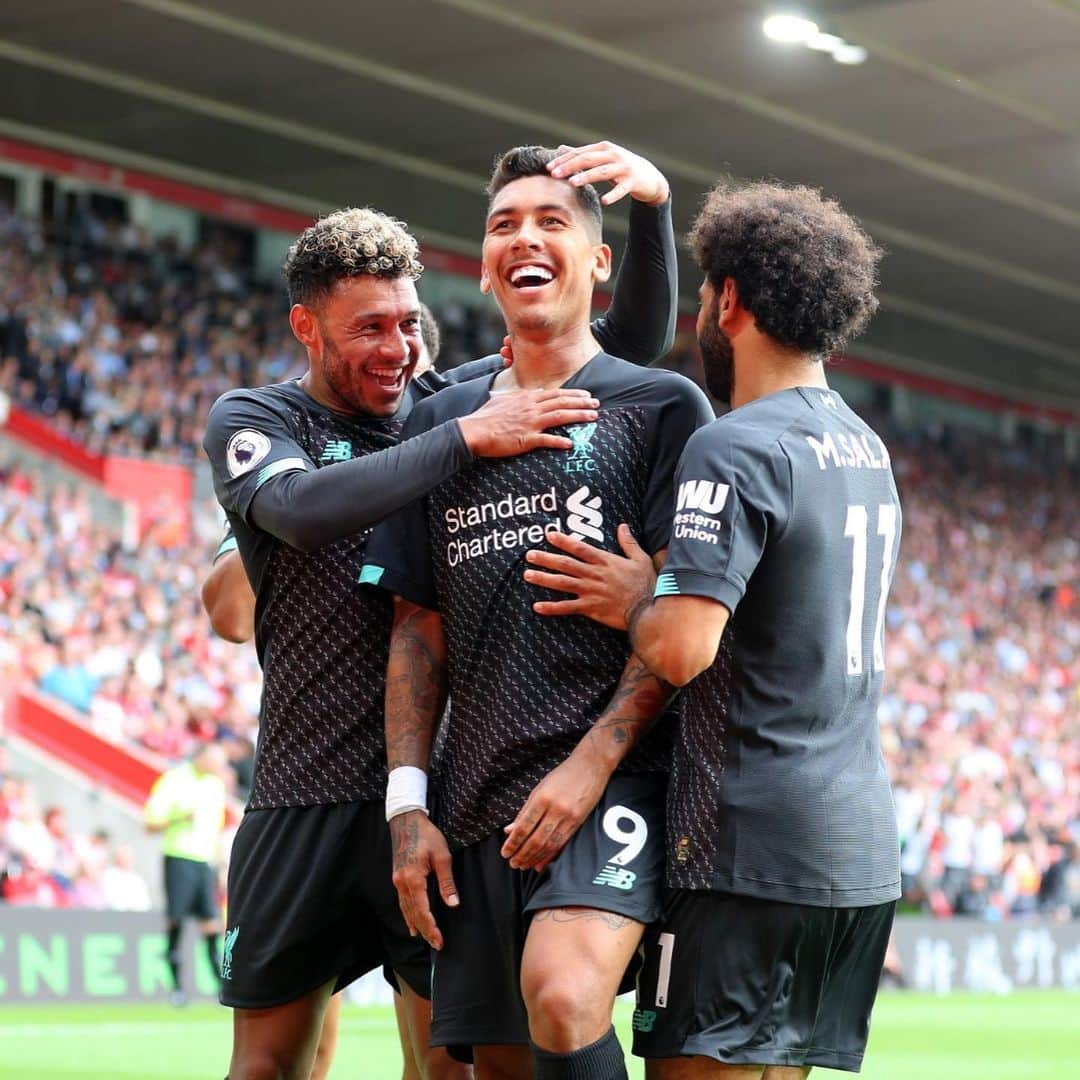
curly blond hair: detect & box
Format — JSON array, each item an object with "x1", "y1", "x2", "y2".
[{"x1": 283, "y1": 207, "x2": 423, "y2": 306}]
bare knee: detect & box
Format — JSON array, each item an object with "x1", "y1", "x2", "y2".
[
  {"x1": 421, "y1": 1045, "x2": 472, "y2": 1080},
  {"x1": 522, "y1": 966, "x2": 610, "y2": 1051},
  {"x1": 229, "y1": 1051, "x2": 295, "y2": 1080}
]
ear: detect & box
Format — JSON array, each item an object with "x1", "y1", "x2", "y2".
[
  {"x1": 592, "y1": 243, "x2": 613, "y2": 285},
  {"x1": 289, "y1": 304, "x2": 320, "y2": 351},
  {"x1": 717, "y1": 277, "x2": 740, "y2": 332},
  {"x1": 479, "y1": 260, "x2": 492, "y2": 295}
]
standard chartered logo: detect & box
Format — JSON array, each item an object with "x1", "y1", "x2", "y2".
[
  {"x1": 565, "y1": 485, "x2": 604, "y2": 542},
  {"x1": 444, "y1": 483, "x2": 605, "y2": 566}
]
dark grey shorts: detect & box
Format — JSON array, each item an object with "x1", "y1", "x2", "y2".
[
  {"x1": 163, "y1": 855, "x2": 216, "y2": 922},
  {"x1": 633, "y1": 889, "x2": 896, "y2": 1072},
  {"x1": 431, "y1": 772, "x2": 666, "y2": 1058},
  {"x1": 220, "y1": 800, "x2": 430, "y2": 1009}
]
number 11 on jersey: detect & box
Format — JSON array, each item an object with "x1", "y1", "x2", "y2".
[{"x1": 844, "y1": 503, "x2": 898, "y2": 677}]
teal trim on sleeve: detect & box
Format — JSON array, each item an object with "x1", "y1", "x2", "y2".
[
  {"x1": 654, "y1": 572, "x2": 680, "y2": 597},
  {"x1": 254, "y1": 457, "x2": 308, "y2": 490},
  {"x1": 358, "y1": 565, "x2": 385, "y2": 586},
  {"x1": 213, "y1": 535, "x2": 239, "y2": 562}
]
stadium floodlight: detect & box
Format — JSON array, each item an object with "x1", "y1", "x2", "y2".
[
  {"x1": 832, "y1": 43, "x2": 869, "y2": 65},
  {"x1": 806, "y1": 31, "x2": 845, "y2": 53},
  {"x1": 762, "y1": 14, "x2": 820, "y2": 44}
]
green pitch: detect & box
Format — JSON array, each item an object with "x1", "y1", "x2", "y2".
[{"x1": 0, "y1": 993, "x2": 1074, "y2": 1079}]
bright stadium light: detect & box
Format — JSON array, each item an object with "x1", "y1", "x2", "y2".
[
  {"x1": 806, "y1": 31, "x2": 845, "y2": 52},
  {"x1": 762, "y1": 14, "x2": 819, "y2": 44},
  {"x1": 832, "y1": 43, "x2": 869, "y2": 65}
]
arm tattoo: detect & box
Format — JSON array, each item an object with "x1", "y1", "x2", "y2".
[
  {"x1": 390, "y1": 813, "x2": 421, "y2": 873},
  {"x1": 589, "y1": 655, "x2": 672, "y2": 761},
  {"x1": 625, "y1": 592, "x2": 654, "y2": 656},
  {"x1": 532, "y1": 908, "x2": 636, "y2": 931},
  {"x1": 386, "y1": 603, "x2": 447, "y2": 770}
]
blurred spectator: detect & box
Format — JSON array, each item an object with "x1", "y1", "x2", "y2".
[
  {"x1": 102, "y1": 843, "x2": 153, "y2": 911},
  {"x1": 0, "y1": 464, "x2": 261, "y2": 792},
  {"x1": 0, "y1": 773, "x2": 152, "y2": 911},
  {"x1": 0, "y1": 205, "x2": 1075, "y2": 921}
]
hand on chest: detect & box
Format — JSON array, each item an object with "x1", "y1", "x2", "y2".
[{"x1": 433, "y1": 411, "x2": 648, "y2": 568}]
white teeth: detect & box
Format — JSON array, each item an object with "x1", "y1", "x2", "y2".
[{"x1": 511, "y1": 265, "x2": 553, "y2": 284}]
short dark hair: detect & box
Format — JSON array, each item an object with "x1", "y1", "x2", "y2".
[
  {"x1": 689, "y1": 181, "x2": 882, "y2": 356},
  {"x1": 419, "y1": 302, "x2": 440, "y2": 362},
  {"x1": 283, "y1": 207, "x2": 423, "y2": 308},
  {"x1": 486, "y1": 146, "x2": 602, "y2": 239}
]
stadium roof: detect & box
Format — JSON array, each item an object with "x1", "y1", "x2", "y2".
[{"x1": 2, "y1": 0, "x2": 1079, "y2": 416}]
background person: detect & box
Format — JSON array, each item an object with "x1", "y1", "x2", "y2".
[{"x1": 144, "y1": 741, "x2": 230, "y2": 1006}]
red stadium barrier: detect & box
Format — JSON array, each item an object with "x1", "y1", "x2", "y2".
[
  {"x1": 5, "y1": 687, "x2": 163, "y2": 807},
  {"x1": 1, "y1": 403, "x2": 192, "y2": 543},
  {"x1": 2, "y1": 403, "x2": 106, "y2": 481}
]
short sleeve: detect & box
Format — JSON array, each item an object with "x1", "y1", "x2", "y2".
[
  {"x1": 359, "y1": 403, "x2": 440, "y2": 610},
  {"x1": 654, "y1": 423, "x2": 789, "y2": 614},
  {"x1": 143, "y1": 772, "x2": 174, "y2": 824},
  {"x1": 203, "y1": 391, "x2": 314, "y2": 524},
  {"x1": 213, "y1": 523, "x2": 238, "y2": 563},
  {"x1": 640, "y1": 377, "x2": 716, "y2": 555}
]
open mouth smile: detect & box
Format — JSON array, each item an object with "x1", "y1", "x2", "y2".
[{"x1": 508, "y1": 264, "x2": 556, "y2": 292}]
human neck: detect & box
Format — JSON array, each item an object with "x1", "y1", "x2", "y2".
[
  {"x1": 298, "y1": 368, "x2": 351, "y2": 415},
  {"x1": 730, "y1": 336, "x2": 827, "y2": 409},
  {"x1": 496, "y1": 323, "x2": 600, "y2": 390}
]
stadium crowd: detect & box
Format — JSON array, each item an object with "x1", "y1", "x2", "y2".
[
  {"x1": 0, "y1": 464, "x2": 260, "y2": 779},
  {"x1": 0, "y1": 743, "x2": 152, "y2": 909},
  {"x1": 0, "y1": 205, "x2": 508, "y2": 462},
  {"x1": 0, "y1": 204, "x2": 1076, "y2": 919}
]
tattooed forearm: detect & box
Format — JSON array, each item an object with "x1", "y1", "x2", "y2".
[
  {"x1": 390, "y1": 812, "x2": 421, "y2": 872},
  {"x1": 386, "y1": 599, "x2": 448, "y2": 770},
  {"x1": 532, "y1": 908, "x2": 636, "y2": 931},
  {"x1": 587, "y1": 655, "x2": 672, "y2": 766},
  {"x1": 625, "y1": 592, "x2": 654, "y2": 654}
]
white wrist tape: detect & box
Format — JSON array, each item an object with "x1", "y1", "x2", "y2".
[{"x1": 385, "y1": 766, "x2": 429, "y2": 822}]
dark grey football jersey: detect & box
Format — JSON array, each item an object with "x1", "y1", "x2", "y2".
[
  {"x1": 365, "y1": 353, "x2": 714, "y2": 849},
  {"x1": 203, "y1": 365, "x2": 502, "y2": 810},
  {"x1": 655, "y1": 386, "x2": 902, "y2": 906},
  {"x1": 205, "y1": 380, "x2": 406, "y2": 809}
]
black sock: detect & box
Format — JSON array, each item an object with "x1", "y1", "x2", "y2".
[
  {"x1": 166, "y1": 924, "x2": 182, "y2": 991},
  {"x1": 204, "y1": 932, "x2": 222, "y2": 984},
  {"x1": 532, "y1": 1027, "x2": 628, "y2": 1080}
]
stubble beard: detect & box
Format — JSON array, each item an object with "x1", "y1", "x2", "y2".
[{"x1": 699, "y1": 306, "x2": 735, "y2": 405}]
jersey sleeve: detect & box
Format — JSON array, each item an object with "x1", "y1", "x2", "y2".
[
  {"x1": 591, "y1": 198, "x2": 678, "y2": 366},
  {"x1": 359, "y1": 403, "x2": 440, "y2": 610},
  {"x1": 212, "y1": 523, "x2": 238, "y2": 563},
  {"x1": 203, "y1": 390, "x2": 312, "y2": 525},
  {"x1": 654, "y1": 422, "x2": 791, "y2": 613},
  {"x1": 640, "y1": 376, "x2": 716, "y2": 555}
]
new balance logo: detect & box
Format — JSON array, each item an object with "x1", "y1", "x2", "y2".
[
  {"x1": 221, "y1": 926, "x2": 240, "y2": 980},
  {"x1": 676, "y1": 480, "x2": 729, "y2": 514},
  {"x1": 632, "y1": 1009, "x2": 657, "y2": 1032},
  {"x1": 320, "y1": 439, "x2": 352, "y2": 462},
  {"x1": 592, "y1": 864, "x2": 637, "y2": 890},
  {"x1": 565, "y1": 485, "x2": 603, "y2": 543}
]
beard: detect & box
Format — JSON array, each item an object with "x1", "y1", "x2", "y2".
[
  {"x1": 698, "y1": 303, "x2": 735, "y2": 405},
  {"x1": 317, "y1": 321, "x2": 407, "y2": 417},
  {"x1": 320, "y1": 334, "x2": 365, "y2": 412}
]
